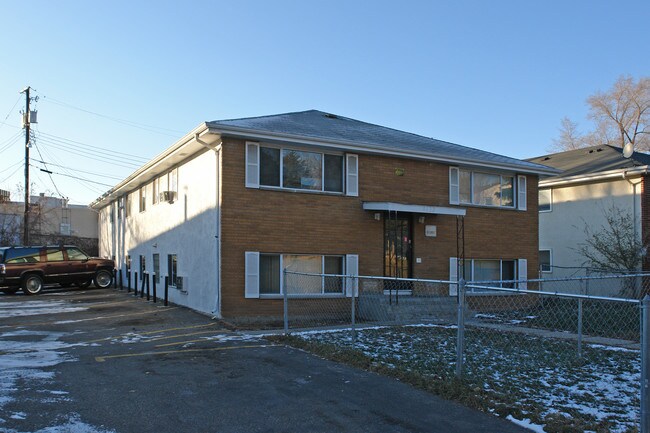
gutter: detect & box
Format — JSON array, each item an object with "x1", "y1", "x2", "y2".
[
  {"x1": 539, "y1": 166, "x2": 650, "y2": 188},
  {"x1": 206, "y1": 124, "x2": 560, "y2": 177}
]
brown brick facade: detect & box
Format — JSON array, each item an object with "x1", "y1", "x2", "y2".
[{"x1": 219, "y1": 138, "x2": 539, "y2": 318}]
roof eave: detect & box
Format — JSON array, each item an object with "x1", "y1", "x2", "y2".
[
  {"x1": 539, "y1": 166, "x2": 650, "y2": 188},
  {"x1": 207, "y1": 123, "x2": 559, "y2": 176}
]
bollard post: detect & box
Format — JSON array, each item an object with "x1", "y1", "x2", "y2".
[
  {"x1": 641, "y1": 296, "x2": 650, "y2": 433},
  {"x1": 140, "y1": 273, "x2": 145, "y2": 298},
  {"x1": 119, "y1": 270, "x2": 123, "y2": 291},
  {"x1": 134, "y1": 272, "x2": 138, "y2": 296},
  {"x1": 577, "y1": 299, "x2": 583, "y2": 358},
  {"x1": 152, "y1": 274, "x2": 157, "y2": 303},
  {"x1": 113, "y1": 270, "x2": 117, "y2": 289},
  {"x1": 164, "y1": 276, "x2": 169, "y2": 306},
  {"x1": 456, "y1": 278, "x2": 466, "y2": 378},
  {"x1": 127, "y1": 270, "x2": 131, "y2": 292},
  {"x1": 283, "y1": 269, "x2": 289, "y2": 335},
  {"x1": 146, "y1": 273, "x2": 150, "y2": 301}
]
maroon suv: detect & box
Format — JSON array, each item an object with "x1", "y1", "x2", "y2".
[{"x1": 0, "y1": 245, "x2": 115, "y2": 295}]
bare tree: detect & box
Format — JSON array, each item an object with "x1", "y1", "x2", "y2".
[
  {"x1": 575, "y1": 205, "x2": 647, "y2": 297},
  {"x1": 552, "y1": 75, "x2": 650, "y2": 152}
]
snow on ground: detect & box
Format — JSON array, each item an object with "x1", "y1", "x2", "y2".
[
  {"x1": 0, "y1": 300, "x2": 88, "y2": 318},
  {"x1": 294, "y1": 325, "x2": 640, "y2": 432},
  {"x1": 1, "y1": 413, "x2": 116, "y2": 433}
]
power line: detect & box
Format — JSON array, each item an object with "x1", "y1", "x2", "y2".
[
  {"x1": 37, "y1": 130, "x2": 150, "y2": 162},
  {"x1": 37, "y1": 143, "x2": 105, "y2": 196},
  {"x1": 0, "y1": 131, "x2": 23, "y2": 153},
  {"x1": 0, "y1": 159, "x2": 23, "y2": 175},
  {"x1": 0, "y1": 95, "x2": 23, "y2": 133},
  {"x1": 38, "y1": 93, "x2": 184, "y2": 137},
  {"x1": 33, "y1": 140, "x2": 65, "y2": 199},
  {"x1": 30, "y1": 158, "x2": 124, "y2": 180},
  {"x1": 37, "y1": 136, "x2": 143, "y2": 169},
  {"x1": 0, "y1": 163, "x2": 23, "y2": 185},
  {"x1": 30, "y1": 164, "x2": 114, "y2": 187}
]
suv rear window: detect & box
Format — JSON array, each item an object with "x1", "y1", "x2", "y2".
[
  {"x1": 45, "y1": 248, "x2": 65, "y2": 262},
  {"x1": 5, "y1": 247, "x2": 42, "y2": 264}
]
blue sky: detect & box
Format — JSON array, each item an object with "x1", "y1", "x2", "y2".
[{"x1": 0, "y1": 0, "x2": 648, "y2": 204}]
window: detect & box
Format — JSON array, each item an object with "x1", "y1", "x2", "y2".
[
  {"x1": 258, "y1": 254, "x2": 346, "y2": 295},
  {"x1": 168, "y1": 168, "x2": 178, "y2": 195},
  {"x1": 6, "y1": 247, "x2": 41, "y2": 263},
  {"x1": 258, "y1": 145, "x2": 344, "y2": 193},
  {"x1": 539, "y1": 189, "x2": 552, "y2": 212},
  {"x1": 117, "y1": 197, "x2": 123, "y2": 220},
  {"x1": 66, "y1": 247, "x2": 89, "y2": 261},
  {"x1": 153, "y1": 253, "x2": 160, "y2": 284},
  {"x1": 139, "y1": 255, "x2": 146, "y2": 279},
  {"x1": 449, "y1": 167, "x2": 525, "y2": 208},
  {"x1": 45, "y1": 248, "x2": 64, "y2": 262},
  {"x1": 462, "y1": 259, "x2": 518, "y2": 290},
  {"x1": 539, "y1": 250, "x2": 552, "y2": 273},
  {"x1": 153, "y1": 178, "x2": 159, "y2": 205},
  {"x1": 168, "y1": 254, "x2": 178, "y2": 286},
  {"x1": 126, "y1": 194, "x2": 132, "y2": 218},
  {"x1": 139, "y1": 187, "x2": 146, "y2": 213}
]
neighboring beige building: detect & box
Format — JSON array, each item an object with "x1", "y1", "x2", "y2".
[
  {"x1": 0, "y1": 192, "x2": 98, "y2": 255},
  {"x1": 528, "y1": 145, "x2": 650, "y2": 296}
]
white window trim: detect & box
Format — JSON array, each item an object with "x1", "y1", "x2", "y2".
[
  {"x1": 255, "y1": 143, "x2": 349, "y2": 195},
  {"x1": 517, "y1": 175, "x2": 527, "y2": 211},
  {"x1": 245, "y1": 142, "x2": 260, "y2": 188},
  {"x1": 539, "y1": 249, "x2": 552, "y2": 273},
  {"x1": 453, "y1": 168, "x2": 519, "y2": 209},
  {"x1": 252, "y1": 252, "x2": 353, "y2": 299},
  {"x1": 539, "y1": 189, "x2": 552, "y2": 213},
  {"x1": 462, "y1": 258, "x2": 520, "y2": 293}
]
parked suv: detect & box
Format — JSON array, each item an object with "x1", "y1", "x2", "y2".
[{"x1": 0, "y1": 245, "x2": 115, "y2": 295}]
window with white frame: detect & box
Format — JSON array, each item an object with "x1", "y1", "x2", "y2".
[
  {"x1": 139, "y1": 187, "x2": 146, "y2": 213},
  {"x1": 247, "y1": 142, "x2": 357, "y2": 195},
  {"x1": 460, "y1": 259, "x2": 519, "y2": 291},
  {"x1": 168, "y1": 254, "x2": 178, "y2": 286},
  {"x1": 450, "y1": 167, "x2": 526, "y2": 209},
  {"x1": 126, "y1": 194, "x2": 132, "y2": 218},
  {"x1": 539, "y1": 189, "x2": 552, "y2": 212},
  {"x1": 539, "y1": 250, "x2": 552, "y2": 272},
  {"x1": 152, "y1": 177, "x2": 159, "y2": 205},
  {"x1": 258, "y1": 254, "x2": 345, "y2": 295},
  {"x1": 247, "y1": 253, "x2": 354, "y2": 298}
]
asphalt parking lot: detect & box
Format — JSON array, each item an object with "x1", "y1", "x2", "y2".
[{"x1": 0, "y1": 287, "x2": 528, "y2": 433}]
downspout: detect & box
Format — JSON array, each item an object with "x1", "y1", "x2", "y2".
[
  {"x1": 196, "y1": 133, "x2": 223, "y2": 318},
  {"x1": 622, "y1": 170, "x2": 646, "y2": 272}
]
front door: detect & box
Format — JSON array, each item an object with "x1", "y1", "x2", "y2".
[{"x1": 384, "y1": 212, "x2": 413, "y2": 279}]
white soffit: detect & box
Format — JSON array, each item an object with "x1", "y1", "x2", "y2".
[{"x1": 362, "y1": 202, "x2": 466, "y2": 216}]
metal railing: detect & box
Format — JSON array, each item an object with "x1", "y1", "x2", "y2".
[{"x1": 282, "y1": 270, "x2": 648, "y2": 432}]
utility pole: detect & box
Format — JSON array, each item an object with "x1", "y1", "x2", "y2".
[{"x1": 21, "y1": 86, "x2": 31, "y2": 245}]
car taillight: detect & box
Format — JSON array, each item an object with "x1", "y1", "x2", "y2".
[{"x1": 0, "y1": 264, "x2": 5, "y2": 274}]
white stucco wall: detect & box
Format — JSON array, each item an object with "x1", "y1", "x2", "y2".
[
  {"x1": 98, "y1": 148, "x2": 221, "y2": 316},
  {"x1": 539, "y1": 177, "x2": 641, "y2": 296}
]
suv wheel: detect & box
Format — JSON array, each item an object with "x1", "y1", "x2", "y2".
[
  {"x1": 94, "y1": 270, "x2": 113, "y2": 288},
  {"x1": 22, "y1": 274, "x2": 44, "y2": 295}
]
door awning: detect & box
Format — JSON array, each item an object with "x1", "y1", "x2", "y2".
[{"x1": 362, "y1": 202, "x2": 466, "y2": 216}]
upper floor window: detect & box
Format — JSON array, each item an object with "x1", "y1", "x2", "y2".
[
  {"x1": 246, "y1": 142, "x2": 358, "y2": 196},
  {"x1": 450, "y1": 167, "x2": 526, "y2": 210},
  {"x1": 539, "y1": 189, "x2": 552, "y2": 212},
  {"x1": 139, "y1": 187, "x2": 146, "y2": 213}
]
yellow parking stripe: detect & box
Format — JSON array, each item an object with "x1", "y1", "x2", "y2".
[
  {"x1": 95, "y1": 344, "x2": 272, "y2": 362},
  {"x1": 146, "y1": 329, "x2": 230, "y2": 342},
  {"x1": 155, "y1": 334, "x2": 238, "y2": 348}
]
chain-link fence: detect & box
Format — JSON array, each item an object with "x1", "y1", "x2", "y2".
[{"x1": 283, "y1": 270, "x2": 648, "y2": 432}]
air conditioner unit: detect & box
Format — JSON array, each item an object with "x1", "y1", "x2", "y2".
[
  {"x1": 159, "y1": 191, "x2": 176, "y2": 203},
  {"x1": 175, "y1": 276, "x2": 186, "y2": 292}
]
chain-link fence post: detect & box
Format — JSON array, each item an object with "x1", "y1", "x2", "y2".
[
  {"x1": 283, "y1": 269, "x2": 289, "y2": 335},
  {"x1": 642, "y1": 295, "x2": 650, "y2": 433},
  {"x1": 351, "y1": 275, "x2": 356, "y2": 344},
  {"x1": 456, "y1": 278, "x2": 466, "y2": 378},
  {"x1": 577, "y1": 298, "x2": 583, "y2": 358}
]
